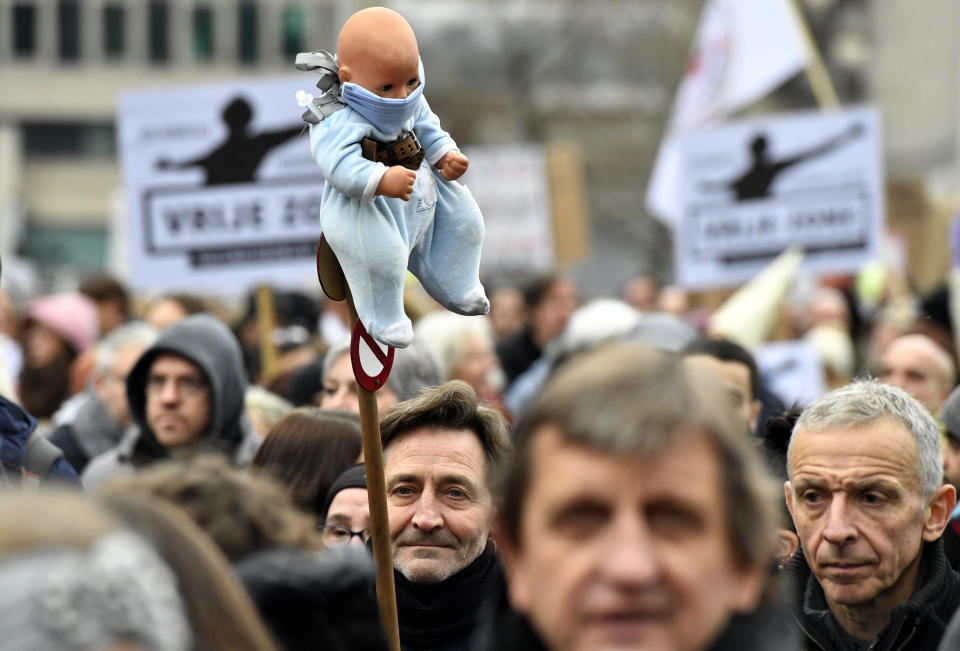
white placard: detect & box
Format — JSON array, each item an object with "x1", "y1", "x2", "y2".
[
  {"x1": 461, "y1": 143, "x2": 555, "y2": 273},
  {"x1": 677, "y1": 106, "x2": 883, "y2": 290},
  {"x1": 755, "y1": 339, "x2": 826, "y2": 408},
  {"x1": 118, "y1": 77, "x2": 323, "y2": 293}
]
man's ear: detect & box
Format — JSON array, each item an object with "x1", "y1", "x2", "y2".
[
  {"x1": 338, "y1": 67, "x2": 352, "y2": 84},
  {"x1": 922, "y1": 483, "x2": 956, "y2": 541},
  {"x1": 784, "y1": 480, "x2": 797, "y2": 524},
  {"x1": 776, "y1": 529, "x2": 800, "y2": 565}
]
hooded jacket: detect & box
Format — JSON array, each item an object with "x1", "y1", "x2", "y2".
[
  {"x1": 0, "y1": 395, "x2": 79, "y2": 485},
  {"x1": 788, "y1": 538, "x2": 960, "y2": 650},
  {"x1": 82, "y1": 314, "x2": 260, "y2": 488}
]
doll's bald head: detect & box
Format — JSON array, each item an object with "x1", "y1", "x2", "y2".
[{"x1": 337, "y1": 8, "x2": 420, "y2": 98}]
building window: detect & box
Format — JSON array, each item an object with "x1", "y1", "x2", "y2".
[
  {"x1": 13, "y1": 4, "x2": 36, "y2": 56},
  {"x1": 282, "y1": 6, "x2": 304, "y2": 57},
  {"x1": 193, "y1": 6, "x2": 214, "y2": 61},
  {"x1": 59, "y1": 0, "x2": 81, "y2": 61},
  {"x1": 23, "y1": 122, "x2": 116, "y2": 158},
  {"x1": 103, "y1": 5, "x2": 125, "y2": 57},
  {"x1": 238, "y1": 2, "x2": 258, "y2": 64},
  {"x1": 149, "y1": 0, "x2": 168, "y2": 63}
]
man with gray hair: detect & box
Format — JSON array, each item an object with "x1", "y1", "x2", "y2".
[
  {"x1": 786, "y1": 379, "x2": 960, "y2": 650},
  {"x1": 49, "y1": 321, "x2": 158, "y2": 473}
]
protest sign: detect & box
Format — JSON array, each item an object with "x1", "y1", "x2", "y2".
[
  {"x1": 755, "y1": 339, "x2": 826, "y2": 408},
  {"x1": 677, "y1": 106, "x2": 882, "y2": 290},
  {"x1": 118, "y1": 77, "x2": 321, "y2": 293}
]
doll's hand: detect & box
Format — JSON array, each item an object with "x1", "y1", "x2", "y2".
[
  {"x1": 436, "y1": 151, "x2": 469, "y2": 180},
  {"x1": 377, "y1": 166, "x2": 417, "y2": 200}
]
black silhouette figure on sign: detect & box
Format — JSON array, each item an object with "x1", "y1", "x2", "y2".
[
  {"x1": 156, "y1": 97, "x2": 302, "y2": 185},
  {"x1": 701, "y1": 122, "x2": 864, "y2": 201}
]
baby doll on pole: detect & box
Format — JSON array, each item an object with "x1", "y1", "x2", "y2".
[{"x1": 297, "y1": 6, "x2": 488, "y2": 349}]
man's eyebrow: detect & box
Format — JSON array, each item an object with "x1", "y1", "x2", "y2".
[
  {"x1": 387, "y1": 473, "x2": 422, "y2": 488},
  {"x1": 325, "y1": 514, "x2": 351, "y2": 525},
  {"x1": 791, "y1": 478, "x2": 825, "y2": 492},
  {"x1": 436, "y1": 473, "x2": 479, "y2": 493},
  {"x1": 846, "y1": 479, "x2": 902, "y2": 494}
]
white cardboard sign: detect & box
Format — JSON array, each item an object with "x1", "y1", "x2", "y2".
[
  {"x1": 118, "y1": 77, "x2": 323, "y2": 293},
  {"x1": 677, "y1": 106, "x2": 883, "y2": 290}
]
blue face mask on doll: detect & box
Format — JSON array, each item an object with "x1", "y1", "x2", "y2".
[{"x1": 340, "y1": 59, "x2": 426, "y2": 135}]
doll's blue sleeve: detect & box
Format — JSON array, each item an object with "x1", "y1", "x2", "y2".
[
  {"x1": 413, "y1": 98, "x2": 457, "y2": 165},
  {"x1": 309, "y1": 112, "x2": 387, "y2": 201}
]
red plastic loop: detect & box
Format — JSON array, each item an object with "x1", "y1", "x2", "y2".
[{"x1": 350, "y1": 319, "x2": 395, "y2": 392}]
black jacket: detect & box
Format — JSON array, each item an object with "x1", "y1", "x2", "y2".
[
  {"x1": 395, "y1": 543, "x2": 506, "y2": 651},
  {"x1": 788, "y1": 539, "x2": 960, "y2": 650},
  {"x1": 235, "y1": 545, "x2": 387, "y2": 651}
]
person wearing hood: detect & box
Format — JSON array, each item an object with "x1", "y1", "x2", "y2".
[{"x1": 82, "y1": 313, "x2": 261, "y2": 490}]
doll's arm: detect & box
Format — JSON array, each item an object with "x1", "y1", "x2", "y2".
[
  {"x1": 377, "y1": 167, "x2": 417, "y2": 200},
  {"x1": 310, "y1": 119, "x2": 388, "y2": 202},
  {"x1": 412, "y1": 98, "x2": 460, "y2": 169}
]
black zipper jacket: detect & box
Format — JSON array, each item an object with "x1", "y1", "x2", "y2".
[{"x1": 787, "y1": 539, "x2": 960, "y2": 651}]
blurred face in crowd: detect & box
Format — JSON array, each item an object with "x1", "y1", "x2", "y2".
[
  {"x1": 320, "y1": 352, "x2": 398, "y2": 414},
  {"x1": 22, "y1": 322, "x2": 70, "y2": 367},
  {"x1": 489, "y1": 287, "x2": 526, "y2": 340},
  {"x1": 531, "y1": 277, "x2": 577, "y2": 348},
  {"x1": 502, "y1": 427, "x2": 765, "y2": 651},
  {"x1": 623, "y1": 275, "x2": 659, "y2": 312},
  {"x1": 144, "y1": 298, "x2": 189, "y2": 332},
  {"x1": 385, "y1": 427, "x2": 492, "y2": 583},
  {"x1": 322, "y1": 487, "x2": 371, "y2": 548},
  {"x1": 451, "y1": 334, "x2": 502, "y2": 403},
  {"x1": 145, "y1": 354, "x2": 211, "y2": 448},
  {"x1": 94, "y1": 298, "x2": 127, "y2": 337},
  {"x1": 95, "y1": 344, "x2": 146, "y2": 428},
  {"x1": 786, "y1": 420, "x2": 953, "y2": 628},
  {"x1": 684, "y1": 355, "x2": 759, "y2": 433},
  {"x1": 878, "y1": 335, "x2": 955, "y2": 415}
]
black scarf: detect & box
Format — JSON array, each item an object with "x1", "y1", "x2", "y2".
[{"x1": 394, "y1": 543, "x2": 505, "y2": 651}]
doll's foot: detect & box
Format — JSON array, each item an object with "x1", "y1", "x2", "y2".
[
  {"x1": 456, "y1": 286, "x2": 490, "y2": 316},
  {"x1": 374, "y1": 319, "x2": 414, "y2": 349}
]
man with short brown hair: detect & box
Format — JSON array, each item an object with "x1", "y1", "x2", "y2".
[{"x1": 379, "y1": 380, "x2": 511, "y2": 650}]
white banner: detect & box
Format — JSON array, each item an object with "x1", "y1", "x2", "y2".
[
  {"x1": 118, "y1": 77, "x2": 323, "y2": 293},
  {"x1": 677, "y1": 106, "x2": 883, "y2": 289}
]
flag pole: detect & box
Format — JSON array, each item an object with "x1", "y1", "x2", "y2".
[
  {"x1": 346, "y1": 286, "x2": 401, "y2": 651},
  {"x1": 789, "y1": 0, "x2": 841, "y2": 109}
]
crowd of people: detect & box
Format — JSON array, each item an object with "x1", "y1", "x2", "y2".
[{"x1": 5, "y1": 252, "x2": 960, "y2": 651}]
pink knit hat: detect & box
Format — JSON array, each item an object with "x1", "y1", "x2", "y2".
[{"x1": 26, "y1": 292, "x2": 99, "y2": 354}]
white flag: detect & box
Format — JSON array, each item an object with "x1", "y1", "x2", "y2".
[{"x1": 645, "y1": 0, "x2": 811, "y2": 228}]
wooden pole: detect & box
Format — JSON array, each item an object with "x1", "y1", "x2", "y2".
[
  {"x1": 255, "y1": 285, "x2": 279, "y2": 385},
  {"x1": 346, "y1": 289, "x2": 401, "y2": 651},
  {"x1": 789, "y1": 0, "x2": 841, "y2": 110}
]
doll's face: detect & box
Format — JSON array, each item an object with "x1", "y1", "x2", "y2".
[
  {"x1": 344, "y1": 51, "x2": 420, "y2": 100},
  {"x1": 337, "y1": 7, "x2": 421, "y2": 99}
]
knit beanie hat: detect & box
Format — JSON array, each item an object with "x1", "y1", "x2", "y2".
[
  {"x1": 320, "y1": 464, "x2": 367, "y2": 521},
  {"x1": 26, "y1": 293, "x2": 99, "y2": 354}
]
